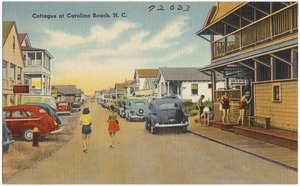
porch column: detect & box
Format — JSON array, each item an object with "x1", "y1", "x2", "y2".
[
  {"x1": 211, "y1": 71, "x2": 216, "y2": 105},
  {"x1": 167, "y1": 81, "x2": 170, "y2": 96}
]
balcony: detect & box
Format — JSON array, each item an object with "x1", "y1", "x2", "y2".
[{"x1": 212, "y1": 4, "x2": 297, "y2": 59}]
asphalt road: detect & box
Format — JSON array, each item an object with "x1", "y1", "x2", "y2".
[{"x1": 5, "y1": 101, "x2": 297, "y2": 184}]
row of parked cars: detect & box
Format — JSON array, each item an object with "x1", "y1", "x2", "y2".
[
  {"x1": 2, "y1": 101, "x2": 83, "y2": 152},
  {"x1": 97, "y1": 96, "x2": 189, "y2": 134}
]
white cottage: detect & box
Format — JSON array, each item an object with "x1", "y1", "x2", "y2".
[{"x1": 155, "y1": 67, "x2": 225, "y2": 102}]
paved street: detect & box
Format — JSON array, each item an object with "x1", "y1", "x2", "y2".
[{"x1": 5, "y1": 101, "x2": 297, "y2": 184}]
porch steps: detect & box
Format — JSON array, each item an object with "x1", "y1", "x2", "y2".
[{"x1": 192, "y1": 118, "x2": 297, "y2": 150}]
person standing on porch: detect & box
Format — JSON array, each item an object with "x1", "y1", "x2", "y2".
[
  {"x1": 197, "y1": 95, "x2": 205, "y2": 124},
  {"x1": 221, "y1": 92, "x2": 230, "y2": 124},
  {"x1": 237, "y1": 91, "x2": 252, "y2": 124}
]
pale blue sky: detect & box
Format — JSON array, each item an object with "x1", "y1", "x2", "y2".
[{"x1": 3, "y1": 1, "x2": 215, "y2": 94}]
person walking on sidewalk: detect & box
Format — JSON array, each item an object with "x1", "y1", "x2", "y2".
[
  {"x1": 197, "y1": 95, "x2": 205, "y2": 124},
  {"x1": 107, "y1": 105, "x2": 120, "y2": 148},
  {"x1": 221, "y1": 91, "x2": 230, "y2": 124},
  {"x1": 79, "y1": 107, "x2": 92, "y2": 153}
]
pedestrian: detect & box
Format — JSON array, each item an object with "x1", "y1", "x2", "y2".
[
  {"x1": 237, "y1": 91, "x2": 252, "y2": 124},
  {"x1": 220, "y1": 91, "x2": 230, "y2": 124},
  {"x1": 202, "y1": 106, "x2": 212, "y2": 127},
  {"x1": 197, "y1": 95, "x2": 205, "y2": 124},
  {"x1": 107, "y1": 105, "x2": 120, "y2": 148},
  {"x1": 79, "y1": 107, "x2": 92, "y2": 153}
]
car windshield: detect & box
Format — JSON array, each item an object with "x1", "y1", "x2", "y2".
[
  {"x1": 39, "y1": 108, "x2": 47, "y2": 113},
  {"x1": 59, "y1": 103, "x2": 69, "y2": 106},
  {"x1": 158, "y1": 103, "x2": 180, "y2": 110}
]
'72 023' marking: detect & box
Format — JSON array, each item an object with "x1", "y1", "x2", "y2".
[{"x1": 148, "y1": 5, "x2": 190, "y2": 12}]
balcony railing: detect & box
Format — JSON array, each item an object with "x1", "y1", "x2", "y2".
[{"x1": 212, "y1": 4, "x2": 298, "y2": 59}]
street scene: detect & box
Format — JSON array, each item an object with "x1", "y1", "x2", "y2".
[{"x1": 2, "y1": 1, "x2": 298, "y2": 184}]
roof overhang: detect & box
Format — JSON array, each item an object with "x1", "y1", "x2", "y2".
[{"x1": 197, "y1": 38, "x2": 298, "y2": 72}]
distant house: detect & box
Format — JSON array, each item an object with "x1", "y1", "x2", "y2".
[
  {"x1": 52, "y1": 85, "x2": 83, "y2": 102},
  {"x1": 155, "y1": 67, "x2": 225, "y2": 102},
  {"x1": 133, "y1": 69, "x2": 158, "y2": 96},
  {"x1": 115, "y1": 80, "x2": 133, "y2": 100},
  {"x1": 3, "y1": 21, "x2": 25, "y2": 106},
  {"x1": 18, "y1": 33, "x2": 55, "y2": 107}
]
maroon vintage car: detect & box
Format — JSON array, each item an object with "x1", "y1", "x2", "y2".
[
  {"x1": 3, "y1": 105, "x2": 61, "y2": 141},
  {"x1": 56, "y1": 101, "x2": 71, "y2": 115}
]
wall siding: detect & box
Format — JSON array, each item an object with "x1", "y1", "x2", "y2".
[{"x1": 255, "y1": 81, "x2": 298, "y2": 131}]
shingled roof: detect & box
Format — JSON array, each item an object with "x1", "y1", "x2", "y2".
[
  {"x1": 134, "y1": 69, "x2": 158, "y2": 78},
  {"x1": 3, "y1": 21, "x2": 15, "y2": 46},
  {"x1": 158, "y1": 67, "x2": 212, "y2": 81}
]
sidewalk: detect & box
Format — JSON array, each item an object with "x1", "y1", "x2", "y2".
[{"x1": 188, "y1": 116, "x2": 298, "y2": 171}]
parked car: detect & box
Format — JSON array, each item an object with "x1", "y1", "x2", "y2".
[
  {"x1": 125, "y1": 99, "x2": 150, "y2": 121},
  {"x1": 56, "y1": 101, "x2": 71, "y2": 115},
  {"x1": 3, "y1": 105, "x2": 61, "y2": 141},
  {"x1": 71, "y1": 102, "x2": 81, "y2": 113},
  {"x1": 25, "y1": 103, "x2": 62, "y2": 127},
  {"x1": 2, "y1": 119, "x2": 14, "y2": 152},
  {"x1": 145, "y1": 98, "x2": 189, "y2": 134}
]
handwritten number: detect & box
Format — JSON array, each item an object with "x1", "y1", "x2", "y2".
[
  {"x1": 149, "y1": 5, "x2": 190, "y2": 12},
  {"x1": 157, "y1": 5, "x2": 165, "y2": 11},
  {"x1": 149, "y1": 5, "x2": 155, "y2": 12},
  {"x1": 184, "y1": 5, "x2": 190, "y2": 11}
]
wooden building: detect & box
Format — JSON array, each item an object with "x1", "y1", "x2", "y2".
[
  {"x1": 197, "y1": 2, "x2": 298, "y2": 131},
  {"x1": 3, "y1": 21, "x2": 25, "y2": 106}
]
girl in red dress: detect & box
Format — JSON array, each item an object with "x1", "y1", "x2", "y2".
[{"x1": 107, "y1": 105, "x2": 120, "y2": 148}]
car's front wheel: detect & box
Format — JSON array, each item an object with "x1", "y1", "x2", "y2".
[
  {"x1": 182, "y1": 126, "x2": 188, "y2": 133},
  {"x1": 145, "y1": 120, "x2": 150, "y2": 130},
  {"x1": 23, "y1": 128, "x2": 33, "y2": 141},
  {"x1": 3, "y1": 144, "x2": 9, "y2": 152}
]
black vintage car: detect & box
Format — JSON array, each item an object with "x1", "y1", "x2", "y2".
[{"x1": 145, "y1": 98, "x2": 189, "y2": 134}]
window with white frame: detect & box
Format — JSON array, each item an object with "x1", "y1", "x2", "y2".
[
  {"x1": 191, "y1": 84, "x2": 198, "y2": 95},
  {"x1": 272, "y1": 83, "x2": 281, "y2": 102}
]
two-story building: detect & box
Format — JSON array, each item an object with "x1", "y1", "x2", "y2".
[
  {"x1": 19, "y1": 33, "x2": 55, "y2": 106},
  {"x1": 197, "y1": 2, "x2": 298, "y2": 131},
  {"x1": 3, "y1": 21, "x2": 25, "y2": 107},
  {"x1": 155, "y1": 67, "x2": 225, "y2": 102},
  {"x1": 133, "y1": 69, "x2": 158, "y2": 97}
]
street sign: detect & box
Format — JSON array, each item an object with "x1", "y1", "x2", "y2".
[{"x1": 13, "y1": 85, "x2": 29, "y2": 93}]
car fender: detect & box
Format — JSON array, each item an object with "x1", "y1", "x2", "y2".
[{"x1": 22, "y1": 121, "x2": 48, "y2": 136}]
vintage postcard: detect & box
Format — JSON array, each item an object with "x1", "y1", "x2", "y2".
[{"x1": 2, "y1": 1, "x2": 298, "y2": 184}]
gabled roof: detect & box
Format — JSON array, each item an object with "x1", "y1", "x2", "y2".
[
  {"x1": 52, "y1": 85, "x2": 82, "y2": 95},
  {"x1": 21, "y1": 46, "x2": 54, "y2": 59},
  {"x1": 3, "y1": 21, "x2": 15, "y2": 46},
  {"x1": 197, "y1": 2, "x2": 247, "y2": 35},
  {"x1": 134, "y1": 69, "x2": 158, "y2": 78},
  {"x1": 18, "y1": 33, "x2": 27, "y2": 44},
  {"x1": 158, "y1": 67, "x2": 212, "y2": 81}
]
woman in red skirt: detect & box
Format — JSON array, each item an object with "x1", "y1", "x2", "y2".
[{"x1": 107, "y1": 105, "x2": 120, "y2": 148}]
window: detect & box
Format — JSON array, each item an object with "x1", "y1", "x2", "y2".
[
  {"x1": 3, "y1": 61, "x2": 7, "y2": 78},
  {"x1": 12, "y1": 110, "x2": 26, "y2": 117},
  {"x1": 272, "y1": 84, "x2": 281, "y2": 102},
  {"x1": 13, "y1": 36, "x2": 15, "y2": 50},
  {"x1": 10, "y1": 64, "x2": 16, "y2": 80},
  {"x1": 26, "y1": 111, "x2": 35, "y2": 116},
  {"x1": 32, "y1": 77, "x2": 42, "y2": 89},
  {"x1": 208, "y1": 84, "x2": 212, "y2": 89},
  {"x1": 17, "y1": 67, "x2": 22, "y2": 81},
  {"x1": 191, "y1": 84, "x2": 198, "y2": 95}
]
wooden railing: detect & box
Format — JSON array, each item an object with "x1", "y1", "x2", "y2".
[{"x1": 212, "y1": 4, "x2": 297, "y2": 59}]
